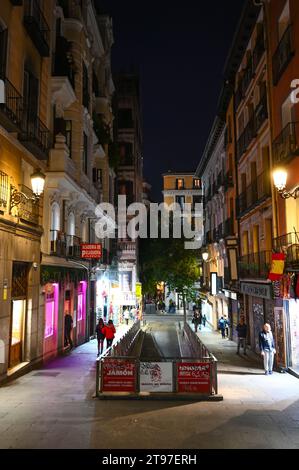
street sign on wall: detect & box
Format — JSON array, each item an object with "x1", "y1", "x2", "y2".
[
  {"x1": 80, "y1": 243, "x2": 102, "y2": 259},
  {"x1": 140, "y1": 362, "x2": 173, "y2": 392},
  {"x1": 102, "y1": 358, "x2": 136, "y2": 392},
  {"x1": 177, "y1": 362, "x2": 210, "y2": 393}
]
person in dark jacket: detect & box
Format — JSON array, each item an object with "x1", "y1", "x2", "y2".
[
  {"x1": 236, "y1": 317, "x2": 247, "y2": 355},
  {"x1": 259, "y1": 323, "x2": 276, "y2": 375},
  {"x1": 192, "y1": 310, "x2": 200, "y2": 333},
  {"x1": 64, "y1": 313, "x2": 73, "y2": 349},
  {"x1": 95, "y1": 318, "x2": 106, "y2": 356},
  {"x1": 202, "y1": 314, "x2": 207, "y2": 328},
  {"x1": 103, "y1": 319, "x2": 116, "y2": 349},
  {"x1": 218, "y1": 317, "x2": 226, "y2": 338}
]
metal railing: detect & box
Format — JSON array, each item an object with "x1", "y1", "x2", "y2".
[
  {"x1": 272, "y1": 121, "x2": 299, "y2": 166},
  {"x1": 17, "y1": 184, "x2": 40, "y2": 225},
  {"x1": 273, "y1": 232, "x2": 299, "y2": 268},
  {"x1": 273, "y1": 24, "x2": 294, "y2": 85},
  {"x1": 224, "y1": 216, "x2": 234, "y2": 237},
  {"x1": 237, "y1": 170, "x2": 271, "y2": 217},
  {"x1": 24, "y1": 0, "x2": 50, "y2": 57},
  {"x1": 20, "y1": 114, "x2": 52, "y2": 159},
  {"x1": 237, "y1": 115, "x2": 256, "y2": 161},
  {"x1": 253, "y1": 28, "x2": 265, "y2": 71},
  {"x1": 0, "y1": 77, "x2": 23, "y2": 130},
  {"x1": 239, "y1": 250, "x2": 272, "y2": 279},
  {"x1": 50, "y1": 230, "x2": 67, "y2": 257},
  {"x1": 255, "y1": 93, "x2": 268, "y2": 132}
]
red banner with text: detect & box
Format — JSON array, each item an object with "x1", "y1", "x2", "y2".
[
  {"x1": 102, "y1": 359, "x2": 136, "y2": 392},
  {"x1": 177, "y1": 362, "x2": 211, "y2": 393}
]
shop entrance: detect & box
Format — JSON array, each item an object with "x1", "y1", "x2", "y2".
[{"x1": 9, "y1": 262, "x2": 28, "y2": 369}]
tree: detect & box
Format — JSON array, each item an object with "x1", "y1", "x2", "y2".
[{"x1": 140, "y1": 223, "x2": 200, "y2": 323}]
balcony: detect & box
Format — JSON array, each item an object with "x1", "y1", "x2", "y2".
[
  {"x1": 0, "y1": 171, "x2": 9, "y2": 212},
  {"x1": 273, "y1": 232, "x2": 299, "y2": 269},
  {"x1": 224, "y1": 171, "x2": 234, "y2": 192},
  {"x1": 237, "y1": 170, "x2": 271, "y2": 218},
  {"x1": 273, "y1": 24, "x2": 294, "y2": 86},
  {"x1": 50, "y1": 230, "x2": 67, "y2": 257},
  {"x1": 253, "y1": 29, "x2": 265, "y2": 71},
  {"x1": 24, "y1": 0, "x2": 50, "y2": 57},
  {"x1": 0, "y1": 77, "x2": 23, "y2": 132},
  {"x1": 67, "y1": 235, "x2": 81, "y2": 259},
  {"x1": 117, "y1": 241, "x2": 136, "y2": 261},
  {"x1": 19, "y1": 114, "x2": 52, "y2": 160},
  {"x1": 235, "y1": 57, "x2": 254, "y2": 111},
  {"x1": 255, "y1": 93, "x2": 268, "y2": 132},
  {"x1": 239, "y1": 250, "x2": 272, "y2": 279},
  {"x1": 272, "y1": 122, "x2": 299, "y2": 166},
  {"x1": 236, "y1": 115, "x2": 256, "y2": 161},
  {"x1": 52, "y1": 36, "x2": 75, "y2": 90},
  {"x1": 224, "y1": 217, "x2": 234, "y2": 237},
  {"x1": 12, "y1": 185, "x2": 40, "y2": 226},
  {"x1": 217, "y1": 171, "x2": 224, "y2": 190}
]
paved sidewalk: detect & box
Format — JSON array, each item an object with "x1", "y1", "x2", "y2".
[{"x1": 1, "y1": 319, "x2": 299, "y2": 448}]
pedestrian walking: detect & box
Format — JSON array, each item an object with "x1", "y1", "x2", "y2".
[
  {"x1": 103, "y1": 319, "x2": 116, "y2": 349},
  {"x1": 236, "y1": 317, "x2": 247, "y2": 355},
  {"x1": 123, "y1": 307, "x2": 130, "y2": 326},
  {"x1": 202, "y1": 314, "x2": 207, "y2": 328},
  {"x1": 224, "y1": 316, "x2": 230, "y2": 338},
  {"x1": 95, "y1": 318, "x2": 106, "y2": 356},
  {"x1": 218, "y1": 316, "x2": 226, "y2": 339},
  {"x1": 259, "y1": 323, "x2": 276, "y2": 375},
  {"x1": 192, "y1": 310, "x2": 200, "y2": 333},
  {"x1": 198, "y1": 311, "x2": 203, "y2": 330},
  {"x1": 64, "y1": 313, "x2": 73, "y2": 349}
]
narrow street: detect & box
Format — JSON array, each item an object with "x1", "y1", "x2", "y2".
[{"x1": 1, "y1": 316, "x2": 299, "y2": 449}]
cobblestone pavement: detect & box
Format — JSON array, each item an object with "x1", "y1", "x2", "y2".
[{"x1": 1, "y1": 317, "x2": 299, "y2": 449}]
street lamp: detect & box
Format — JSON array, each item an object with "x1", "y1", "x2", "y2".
[
  {"x1": 10, "y1": 168, "x2": 46, "y2": 212},
  {"x1": 202, "y1": 251, "x2": 209, "y2": 262},
  {"x1": 273, "y1": 168, "x2": 299, "y2": 199}
]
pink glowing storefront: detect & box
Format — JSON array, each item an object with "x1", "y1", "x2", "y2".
[
  {"x1": 43, "y1": 283, "x2": 59, "y2": 360},
  {"x1": 76, "y1": 281, "x2": 87, "y2": 345}
]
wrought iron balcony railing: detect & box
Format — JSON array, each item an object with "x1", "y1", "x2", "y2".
[
  {"x1": 237, "y1": 115, "x2": 257, "y2": 161},
  {"x1": 50, "y1": 230, "x2": 67, "y2": 257},
  {"x1": 272, "y1": 121, "x2": 299, "y2": 166},
  {"x1": 19, "y1": 114, "x2": 52, "y2": 160},
  {"x1": 273, "y1": 232, "x2": 299, "y2": 269},
  {"x1": 255, "y1": 93, "x2": 268, "y2": 132},
  {"x1": 239, "y1": 250, "x2": 272, "y2": 279},
  {"x1": 253, "y1": 28, "x2": 265, "y2": 71},
  {"x1": 224, "y1": 217, "x2": 234, "y2": 237},
  {"x1": 24, "y1": 0, "x2": 50, "y2": 57},
  {"x1": 273, "y1": 24, "x2": 294, "y2": 86},
  {"x1": 237, "y1": 170, "x2": 271, "y2": 218},
  {"x1": 0, "y1": 77, "x2": 23, "y2": 132}
]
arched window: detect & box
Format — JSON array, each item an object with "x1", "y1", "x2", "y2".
[
  {"x1": 50, "y1": 203, "x2": 60, "y2": 240},
  {"x1": 67, "y1": 212, "x2": 75, "y2": 236}
]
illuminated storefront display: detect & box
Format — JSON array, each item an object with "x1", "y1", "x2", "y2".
[
  {"x1": 44, "y1": 284, "x2": 59, "y2": 338},
  {"x1": 77, "y1": 281, "x2": 87, "y2": 342}
]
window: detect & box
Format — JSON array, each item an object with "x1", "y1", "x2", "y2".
[
  {"x1": 176, "y1": 178, "x2": 184, "y2": 190},
  {"x1": 82, "y1": 62, "x2": 89, "y2": 109},
  {"x1": 0, "y1": 27, "x2": 8, "y2": 78},
  {"x1": 92, "y1": 168, "x2": 102, "y2": 184},
  {"x1": 65, "y1": 120, "x2": 72, "y2": 157},
  {"x1": 23, "y1": 68, "x2": 39, "y2": 119},
  {"x1": 118, "y1": 108, "x2": 133, "y2": 128},
  {"x1": 175, "y1": 195, "x2": 185, "y2": 209},
  {"x1": 50, "y1": 203, "x2": 60, "y2": 240},
  {"x1": 119, "y1": 142, "x2": 134, "y2": 165},
  {"x1": 193, "y1": 178, "x2": 201, "y2": 189},
  {"x1": 278, "y1": 1, "x2": 290, "y2": 41},
  {"x1": 82, "y1": 132, "x2": 88, "y2": 174}
]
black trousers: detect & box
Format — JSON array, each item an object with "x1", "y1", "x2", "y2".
[
  {"x1": 64, "y1": 330, "x2": 73, "y2": 348},
  {"x1": 106, "y1": 339, "x2": 113, "y2": 349}
]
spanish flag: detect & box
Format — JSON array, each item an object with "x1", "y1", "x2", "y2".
[{"x1": 268, "y1": 253, "x2": 286, "y2": 281}]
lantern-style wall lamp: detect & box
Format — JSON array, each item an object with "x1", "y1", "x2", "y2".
[
  {"x1": 273, "y1": 168, "x2": 299, "y2": 199},
  {"x1": 10, "y1": 169, "x2": 46, "y2": 212}
]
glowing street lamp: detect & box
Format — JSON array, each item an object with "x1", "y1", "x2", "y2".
[
  {"x1": 273, "y1": 168, "x2": 299, "y2": 199},
  {"x1": 202, "y1": 251, "x2": 209, "y2": 262}
]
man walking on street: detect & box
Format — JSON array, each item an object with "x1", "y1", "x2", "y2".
[
  {"x1": 64, "y1": 313, "x2": 73, "y2": 349},
  {"x1": 236, "y1": 317, "x2": 247, "y2": 355},
  {"x1": 218, "y1": 316, "x2": 226, "y2": 339},
  {"x1": 259, "y1": 323, "x2": 276, "y2": 375}
]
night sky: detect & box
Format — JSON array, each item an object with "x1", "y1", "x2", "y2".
[{"x1": 97, "y1": 0, "x2": 245, "y2": 201}]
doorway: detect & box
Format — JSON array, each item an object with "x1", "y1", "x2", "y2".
[{"x1": 9, "y1": 262, "x2": 28, "y2": 369}]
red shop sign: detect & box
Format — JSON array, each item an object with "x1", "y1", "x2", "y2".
[
  {"x1": 177, "y1": 362, "x2": 210, "y2": 394},
  {"x1": 80, "y1": 243, "x2": 102, "y2": 259},
  {"x1": 102, "y1": 359, "x2": 136, "y2": 392}
]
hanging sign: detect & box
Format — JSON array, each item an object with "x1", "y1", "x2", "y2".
[
  {"x1": 177, "y1": 362, "x2": 211, "y2": 394},
  {"x1": 140, "y1": 362, "x2": 173, "y2": 392},
  {"x1": 80, "y1": 243, "x2": 102, "y2": 259}
]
